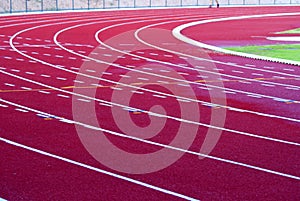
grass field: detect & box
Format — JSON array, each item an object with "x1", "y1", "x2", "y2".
[
  {"x1": 226, "y1": 44, "x2": 300, "y2": 62},
  {"x1": 226, "y1": 28, "x2": 300, "y2": 62},
  {"x1": 277, "y1": 28, "x2": 300, "y2": 34}
]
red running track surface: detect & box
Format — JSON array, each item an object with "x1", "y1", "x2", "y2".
[{"x1": 0, "y1": 6, "x2": 300, "y2": 201}]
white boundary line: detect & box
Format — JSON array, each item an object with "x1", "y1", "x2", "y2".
[
  {"x1": 0, "y1": 136, "x2": 199, "y2": 201},
  {"x1": 0, "y1": 98, "x2": 299, "y2": 181},
  {"x1": 172, "y1": 12, "x2": 300, "y2": 66}
]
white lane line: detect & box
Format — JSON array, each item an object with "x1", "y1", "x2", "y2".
[
  {"x1": 264, "y1": 66, "x2": 274, "y2": 69},
  {"x1": 285, "y1": 87, "x2": 299, "y2": 91},
  {"x1": 252, "y1": 73, "x2": 264, "y2": 76},
  {"x1": 38, "y1": 90, "x2": 51, "y2": 94},
  {"x1": 4, "y1": 83, "x2": 15, "y2": 87},
  {"x1": 25, "y1": 71, "x2": 35, "y2": 75},
  {"x1": 0, "y1": 137, "x2": 198, "y2": 201},
  {"x1": 177, "y1": 98, "x2": 191, "y2": 103},
  {"x1": 11, "y1": 69, "x2": 20, "y2": 72},
  {"x1": 90, "y1": 84, "x2": 103, "y2": 87},
  {"x1": 56, "y1": 77, "x2": 67, "y2": 81},
  {"x1": 92, "y1": 27, "x2": 300, "y2": 104},
  {"x1": 15, "y1": 108, "x2": 28, "y2": 113},
  {"x1": 74, "y1": 80, "x2": 84, "y2": 84},
  {"x1": 153, "y1": 94, "x2": 167, "y2": 99},
  {"x1": 283, "y1": 68, "x2": 295, "y2": 72},
  {"x1": 77, "y1": 98, "x2": 91, "y2": 103},
  {"x1": 2, "y1": 66, "x2": 300, "y2": 148},
  {"x1": 198, "y1": 86, "x2": 212, "y2": 91},
  {"x1": 177, "y1": 83, "x2": 190, "y2": 87},
  {"x1": 41, "y1": 74, "x2": 51, "y2": 78},
  {"x1": 273, "y1": 98, "x2": 290, "y2": 102},
  {"x1": 86, "y1": 69, "x2": 96, "y2": 73},
  {"x1": 9, "y1": 14, "x2": 300, "y2": 125},
  {"x1": 16, "y1": 58, "x2": 24, "y2": 61},
  {"x1": 137, "y1": 77, "x2": 149, "y2": 81},
  {"x1": 232, "y1": 70, "x2": 244, "y2": 74},
  {"x1": 99, "y1": 102, "x2": 113, "y2": 107},
  {"x1": 160, "y1": 69, "x2": 171, "y2": 73},
  {"x1": 245, "y1": 64, "x2": 256, "y2": 67},
  {"x1": 131, "y1": 90, "x2": 144, "y2": 94},
  {"x1": 223, "y1": 91, "x2": 236, "y2": 94},
  {"x1": 1, "y1": 98, "x2": 299, "y2": 181},
  {"x1": 157, "y1": 80, "x2": 169, "y2": 84},
  {"x1": 261, "y1": 84, "x2": 275, "y2": 87},
  {"x1": 71, "y1": 67, "x2": 80, "y2": 70},
  {"x1": 21, "y1": 87, "x2": 32, "y2": 90},
  {"x1": 247, "y1": 94, "x2": 262, "y2": 98},
  {"x1": 0, "y1": 104, "x2": 8, "y2": 108},
  {"x1": 57, "y1": 94, "x2": 70, "y2": 98},
  {"x1": 119, "y1": 74, "x2": 130, "y2": 78},
  {"x1": 177, "y1": 72, "x2": 189, "y2": 76},
  {"x1": 110, "y1": 87, "x2": 123, "y2": 91},
  {"x1": 8, "y1": 26, "x2": 300, "y2": 149},
  {"x1": 126, "y1": 65, "x2": 136, "y2": 68},
  {"x1": 0, "y1": 197, "x2": 7, "y2": 201},
  {"x1": 131, "y1": 19, "x2": 300, "y2": 91},
  {"x1": 102, "y1": 72, "x2": 112, "y2": 75}
]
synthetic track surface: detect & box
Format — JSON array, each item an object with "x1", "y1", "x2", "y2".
[{"x1": 0, "y1": 6, "x2": 300, "y2": 201}]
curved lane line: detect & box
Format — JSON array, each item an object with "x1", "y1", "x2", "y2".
[
  {"x1": 172, "y1": 12, "x2": 300, "y2": 66},
  {"x1": 6, "y1": 12, "x2": 300, "y2": 145},
  {"x1": 53, "y1": 15, "x2": 300, "y2": 124},
  {"x1": 0, "y1": 98, "x2": 299, "y2": 181}
]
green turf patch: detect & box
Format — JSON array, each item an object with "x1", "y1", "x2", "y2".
[
  {"x1": 226, "y1": 44, "x2": 300, "y2": 62},
  {"x1": 276, "y1": 28, "x2": 300, "y2": 34}
]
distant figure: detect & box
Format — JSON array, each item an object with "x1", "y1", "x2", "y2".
[{"x1": 209, "y1": 0, "x2": 219, "y2": 8}]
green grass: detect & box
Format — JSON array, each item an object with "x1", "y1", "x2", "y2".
[
  {"x1": 226, "y1": 44, "x2": 300, "y2": 62},
  {"x1": 276, "y1": 28, "x2": 300, "y2": 34}
]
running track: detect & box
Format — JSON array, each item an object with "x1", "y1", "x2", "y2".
[{"x1": 0, "y1": 6, "x2": 300, "y2": 201}]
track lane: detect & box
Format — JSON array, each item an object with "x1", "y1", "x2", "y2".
[{"x1": 1, "y1": 6, "x2": 300, "y2": 201}]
